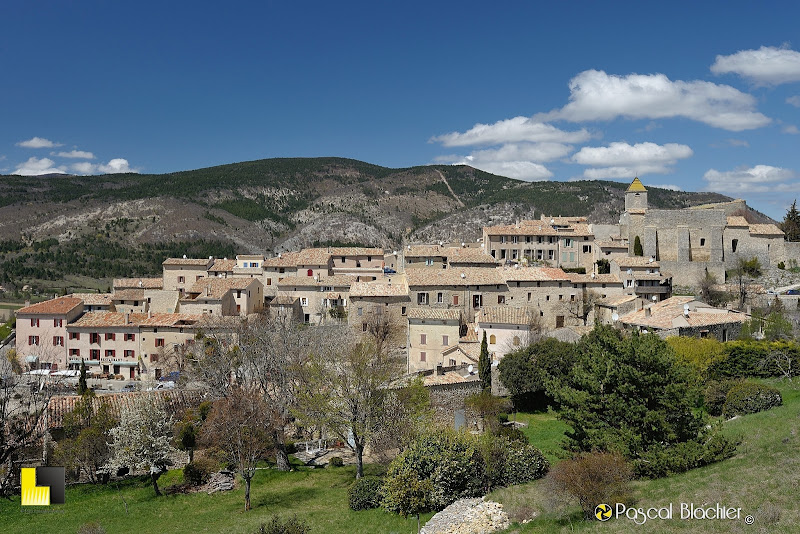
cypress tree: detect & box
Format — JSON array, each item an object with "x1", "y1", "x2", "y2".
[
  {"x1": 633, "y1": 235, "x2": 643, "y2": 256},
  {"x1": 781, "y1": 200, "x2": 800, "y2": 242},
  {"x1": 77, "y1": 358, "x2": 88, "y2": 395},
  {"x1": 479, "y1": 331, "x2": 491, "y2": 392}
]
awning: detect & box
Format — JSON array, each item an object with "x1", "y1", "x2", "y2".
[{"x1": 25, "y1": 355, "x2": 39, "y2": 363}]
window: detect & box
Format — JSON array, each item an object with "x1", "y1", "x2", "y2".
[
  {"x1": 70, "y1": 349, "x2": 80, "y2": 357},
  {"x1": 105, "y1": 350, "x2": 115, "y2": 358},
  {"x1": 30, "y1": 318, "x2": 39, "y2": 327},
  {"x1": 437, "y1": 292, "x2": 443, "y2": 303},
  {"x1": 420, "y1": 334, "x2": 427, "y2": 345},
  {"x1": 124, "y1": 333, "x2": 135, "y2": 341},
  {"x1": 151, "y1": 353, "x2": 159, "y2": 363},
  {"x1": 53, "y1": 318, "x2": 63, "y2": 327},
  {"x1": 301, "y1": 297, "x2": 308, "y2": 306},
  {"x1": 307, "y1": 269, "x2": 313, "y2": 277},
  {"x1": 417, "y1": 293, "x2": 429, "y2": 305},
  {"x1": 90, "y1": 333, "x2": 100, "y2": 344},
  {"x1": 731, "y1": 239, "x2": 738, "y2": 252},
  {"x1": 133, "y1": 301, "x2": 139, "y2": 307},
  {"x1": 559, "y1": 294, "x2": 563, "y2": 301},
  {"x1": 489, "y1": 334, "x2": 496, "y2": 344},
  {"x1": 105, "y1": 333, "x2": 115, "y2": 341},
  {"x1": 70, "y1": 332, "x2": 80, "y2": 340},
  {"x1": 571, "y1": 294, "x2": 575, "y2": 301},
  {"x1": 90, "y1": 349, "x2": 100, "y2": 360},
  {"x1": 124, "y1": 350, "x2": 134, "y2": 358},
  {"x1": 556, "y1": 316, "x2": 565, "y2": 328},
  {"x1": 196, "y1": 275, "x2": 203, "y2": 281},
  {"x1": 583, "y1": 245, "x2": 592, "y2": 253},
  {"x1": 450, "y1": 359, "x2": 457, "y2": 366},
  {"x1": 442, "y1": 335, "x2": 449, "y2": 346},
  {"x1": 420, "y1": 351, "x2": 426, "y2": 362},
  {"x1": 453, "y1": 295, "x2": 459, "y2": 306},
  {"x1": 357, "y1": 307, "x2": 363, "y2": 316},
  {"x1": 401, "y1": 306, "x2": 407, "y2": 316},
  {"x1": 155, "y1": 338, "x2": 165, "y2": 347},
  {"x1": 527, "y1": 292, "x2": 531, "y2": 302},
  {"x1": 700, "y1": 238, "x2": 706, "y2": 246},
  {"x1": 564, "y1": 238, "x2": 573, "y2": 247},
  {"x1": 513, "y1": 336, "x2": 520, "y2": 346},
  {"x1": 178, "y1": 276, "x2": 185, "y2": 283},
  {"x1": 341, "y1": 256, "x2": 346, "y2": 264},
  {"x1": 512, "y1": 236, "x2": 519, "y2": 244},
  {"x1": 29, "y1": 335, "x2": 40, "y2": 346},
  {"x1": 266, "y1": 278, "x2": 272, "y2": 286},
  {"x1": 472, "y1": 294, "x2": 482, "y2": 308},
  {"x1": 362, "y1": 323, "x2": 367, "y2": 332},
  {"x1": 53, "y1": 336, "x2": 64, "y2": 346},
  {"x1": 425, "y1": 259, "x2": 434, "y2": 266},
  {"x1": 498, "y1": 295, "x2": 505, "y2": 304}
]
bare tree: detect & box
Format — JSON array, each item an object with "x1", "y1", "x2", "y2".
[
  {"x1": 294, "y1": 334, "x2": 403, "y2": 479},
  {"x1": 362, "y1": 306, "x2": 405, "y2": 357},
  {"x1": 186, "y1": 317, "x2": 242, "y2": 395},
  {"x1": 201, "y1": 387, "x2": 272, "y2": 511},
  {"x1": 562, "y1": 289, "x2": 602, "y2": 326}
]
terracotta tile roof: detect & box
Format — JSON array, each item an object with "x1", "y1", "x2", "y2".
[
  {"x1": 327, "y1": 247, "x2": 385, "y2": 257},
  {"x1": 69, "y1": 312, "x2": 203, "y2": 328},
  {"x1": 476, "y1": 306, "x2": 535, "y2": 325},
  {"x1": 406, "y1": 308, "x2": 462, "y2": 321},
  {"x1": 69, "y1": 293, "x2": 114, "y2": 306},
  {"x1": 17, "y1": 297, "x2": 83, "y2": 316},
  {"x1": 263, "y1": 252, "x2": 301, "y2": 268},
  {"x1": 565, "y1": 273, "x2": 621, "y2": 284},
  {"x1": 163, "y1": 258, "x2": 214, "y2": 267},
  {"x1": 460, "y1": 324, "x2": 479, "y2": 342},
  {"x1": 619, "y1": 296, "x2": 747, "y2": 330},
  {"x1": 442, "y1": 343, "x2": 481, "y2": 364},
  {"x1": 406, "y1": 267, "x2": 506, "y2": 287},
  {"x1": 271, "y1": 295, "x2": 299, "y2": 305},
  {"x1": 446, "y1": 247, "x2": 498, "y2": 265},
  {"x1": 501, "y1": 266, "x2": 569, "y2": 282},
  {"x1": 749, "y1": 224, "x2": 784, "y2": 236},
  {"x1": 543, "y1": 215, "x2": 588, "y2": 224},
  {"x1": 349, "y1": 279, "x2": 409, "y2": 297},
  {"x1": 112, "y1": 289, "x2": 145, "y2": 301},
  {"x1": 726, "y1": 216, "x2": 749, "y2": 227},
  {"x1": 633, "y1": 273, "x2": 670, "y2": 281},
  {"x1": 423, "y1": 369, "x2": 480, "y2": 386},
  {"x1": 597, "y1": 295, "x2": 638, "y2": 307},
  {"x1": 139, "y1": 313, "x2": 204, "y2": 327},
  {"x1": 276, "y1": 275, "x2": 356, "y2": 288},
  {"x1": 614, "y1": 256, "x2": 659, "y2": 268},
  {"x1": 113, "y1": 278, "x2": 164, "y2": 290},
  {"x1": 209, "y1": 259, "x2": 236, "y2": 272},
  {"x1": 484, "y1": 219, "x2": 592, "y2": 237},
  {"x1": 186, "y1": 277, "x2": 259, "y2": 300},
  {"x1": 595, "y1": 240, "x2": 628, "y2": 248},
  {"x1": 46, "y1": 390, "x2": 207, "y2": 430},
  {"x1": 296, "y1": 248, "x2": 333, "y2": 266},
  {"x1": 405, "y1": 245, "x2": 446, "y2": 258}
]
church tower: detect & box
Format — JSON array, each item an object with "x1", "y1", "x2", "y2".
[{"x1": 625, "y1": 177, "x2": 648, "y2": 212}]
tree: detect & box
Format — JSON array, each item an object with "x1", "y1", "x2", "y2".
[
  {"x1": 730, "y1": 257, "x2": 762, "y2": 310},
  {"x1": 633, "y1": 235, "x2": 643, "y2": 256},
  {"x1": 781, "y1": 199, "x2": 800, "y2": 242},
  {"x1": 562, "y1": 289, "x2": 601, "y2": 326},
  {"x1": 381, "y1": 471, "x2": 433, "y2": 534},
  {"x1": 498, "y1": 338, "x2": 578, "y2": 411},
  {"x1": 55, "y1": 392, "x2": 117, "y2": 483},
  {"x1": 201, "y1": 387, "x2": 272, "y2": 511},
  {"x1": 697, "y1": 269, "x2": 732, "y2": 308},
  {"x1": 295, "y1": 334, "x2": 403, "y2": 479},
  {"x1": 478, "y1": 331, "x2": 491, "y2": 392},
  {"x1": 465, "y1": 390, "x2": 510, "y2": 433},
  {"x1": 595, "y1": 258, "x2": 611, "y2": 275},
  {"x1": 77, "y1": 359, "x2": 88, "y2": 395},
  {"x1": 370, "y1": 376, "x2": 433, "y2": 460},
  {"x1": 106, "y1": 394, "x2": 177, "y2": 496}
]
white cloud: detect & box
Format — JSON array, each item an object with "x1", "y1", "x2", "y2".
[
  {"x1": 462, "y1": 160, "x2": 553, "y2": 181},
  {"x1": 16, "y1": 137, "x2": 62, "y2": 149},
  {"x1": 468, "y1": 142, "x2": 573, "y2": 163},
  {"x1": 12, "y1": 157, "x2": 67, "y2": 176},
  {"x1": 726, "y1": 138, "x2": 750, "y2": 147},
  {"x1": 703, "y1": 165, "x2": 799, "y2": 194},
  {"x1": 431, "y1": 116, "x2": 591, "y2": 147},
  {"x1": 54, "y1": 150, "x2": 95, "y2": 159},
  {"x1": 711, "y1": 46, "x2": 800, "y2": 85},
  {"x1": 648, "y1": 184, "x2": 682, "y2": 191},
  {"x1": 71, "y1": 158, "x2": 138, "y2": 175},
  {"x1": 788, "y1": 95, "x2": 800, "y2": 107},
  {"x1": 782, "y1": 125, "x2": 800, "y2": 135},
  {"x1": 572, "y1": 142, "x2": 692, "y2": 178},
  {"x1": 542, "y1": 69, "x2": 770, "y2": 131}
]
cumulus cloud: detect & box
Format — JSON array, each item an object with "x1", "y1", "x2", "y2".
[
  {"x1": 572, "y1": 142, "x2": 693, "y2": 179},
  {"x1": 711, "y1": 46, "x2": 800, "y2": 85},
  {"x1": 648, "y1": 184, "x2": 682, "y2": 191},
  {"x1": 16, "y1": 137, "x2": 62, "y2": 149},
  {"x1": 12, "y1": 157, "x2": 67, "y2": 176},
  {"x1": 53, "y1": 150, "x2": 95, "y2": 159},
  {"x1": 71, "y1": 158, "x2": 138, "y2": 175},
  {"x1": 431, "y1": 116, "x2": 591, "y2": 146},
  {"x1": 788, "y1": 96, "x2": 800, "y2": 107},
  {"x1": 703, "y1": 165, "x2": 798, "y2": 194},
  {"x1": 468, "y1": 142, "x2": 573, "y2": 163},
  {"x1": 462, "y1": 160, "x2": 553, "y2": 181},
  {"x1": 541, "y1": 69, "x2": 770, "y2": 131},
  {"x1": 782, "y1": 125, "x2": 800, "y2": 135}
]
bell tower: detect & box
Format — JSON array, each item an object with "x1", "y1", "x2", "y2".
[{"x1": 625, "y1": 177, "x2": 648, "y2": 212}]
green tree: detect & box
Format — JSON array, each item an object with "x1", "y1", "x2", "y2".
[
  {"x1": 498, "y1": 338, "x2": 578, "y2": 410},
  {"x1": 77, "y1": 359, "x2": 88, "y2": 395},
  {"x1": 478, "y1": 331, "x2": 491, "y2": 392},
  {"x1": 633, "y1": 235, "x2": 643, "y2": 256},
  {"x1": 781, "y1": 199, "x2": 800, "y2": 241},
  {"x1": 381, "y1": 472, "x2": 433, "y2": 534},
  {"x1": 595, "y1": 258, "x2": 610, "y2": 274}
]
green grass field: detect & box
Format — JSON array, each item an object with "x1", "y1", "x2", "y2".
[
  {"x1": 492, "y1": 379, "x2": 800, "y2": 533},
  {"x1": 1, "y1": 380, "x2": 797, "y2": 534}
]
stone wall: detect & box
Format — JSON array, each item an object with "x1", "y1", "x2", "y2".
[{"x1": 428, "y1": 380, "x2": 482, "y2": 430}]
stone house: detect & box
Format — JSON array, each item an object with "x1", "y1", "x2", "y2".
[
  {"x1": 276, "y1": 274, "x2": 354, "y2": 324},
  {"x1": 406, "y1": 267, "x2": 508, "y2": 321},
  {"x1": 618, "y1": 296, "x2": 748, "y2": 341},
  {"x1": 162, "y1": 257, "x2": 214, "y2": 296},
  {"x1": 179, "y1": 277, "x2": 264, "y2": 316},
  {"x1": 15, "y1": 297, "x2": 84, "y2": 371},
  {"x1": 406, "y1": 308, "x2": 463, "y2": 373},
  {"x1": 475, "y1": 306, "x2": 537, "y2": 359},
  {"x1": 611, "y1": 256, "x2": 672, "y2": 302}
]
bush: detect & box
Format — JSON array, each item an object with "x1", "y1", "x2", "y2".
[
  {"x1": 704, "y1": 379, "x2": 743, "y2": 416},
  {"x1": 778, "y1": 261, "x2": 785, "y2": 270},
  {"x1": 545, "y1": 451, "x2": 633, "y2": 519},
  {"x1": 497, "y1": 424, "x2": 528, "y2": 444},
  {"x1": 255, "y1": 515, "x2": 310, "y2": 534},
  {"x1": 328, "y1": 456, "x2": 344, "y2": 467},
  {"x1": 633, "y1": 431, "x2": 738, "y2": 478},
  {"x1": 504, "y1": 443, "x2": 549, "y2": 485},
  {"x1": 348, "y1": 476, "x2": 383, "y2": 511},
  {"x1": 183, "y1": 457, "x2": 216, "y2": 486},
  {"x1": 724, "y1": 382, "x2": 782, "y2": 416}
]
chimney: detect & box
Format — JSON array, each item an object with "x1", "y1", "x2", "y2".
[
  {"x1": 436, "y1": 363, "x2": 444, "y2": 375},
  {"x1": 125, "y1": 312, "x2": 130, "y2": 324},
  {"x1": 148, "y1": 310, "x2": 152, "y2": 319},
  {"x1": 25, "y1": 300, "x2": 30, "y2": 308},
  {"x1": 645, "y1": 307, "x2": 651, "y2": 318}
]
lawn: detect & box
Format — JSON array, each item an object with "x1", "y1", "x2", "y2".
[
  {"x1": 0, "y1": 463, "x2": 432, "y2": 534},
  {"x1": 492, "y1": 379, "x2": 800, "y2": 533}
]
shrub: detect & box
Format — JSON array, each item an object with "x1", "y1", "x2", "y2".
[
  {"x1": 704, "y1": 379, "x2": 743, "y2": 416},
  {"x1": 348, "y1": 476, "x2": 383, "y2": 511},
  {"x1": 545, "y1": 451, "x2": 633, "y2": 519},
  {"x1": 328, "y1": 456, "x2": 344, "y2": 467},
  {"x1": 182, "y1": 457, "x2": 216, "y2": 486},
  {"x1": 633, "y1": 431, "x2": 737, "y2": 478},
  {"x1": 255, "y1": 515, "x2": 310, "y2": 534},
  {"x1": 724, "y1": 382, "x2": 782, "y2": 416},
  {"x1": 504, "y1": 443, "x2": 549, "y2": 485},
  {"x1": 497, "y1": 424, "x2": 528, "y2": 444},
  {"x1": 778, "y1": 261, "x2": 785, "y2": 270}
]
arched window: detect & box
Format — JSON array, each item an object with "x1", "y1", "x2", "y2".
[
  {"x1": 489, "y1": 334, "x2": 496, "y2": 344},
  {"x1": 513, "y1": 336, "x2": 520, "y2": 346},
  {"x1": 307, "y1": 269, "x2": 313, "y2": 277}
]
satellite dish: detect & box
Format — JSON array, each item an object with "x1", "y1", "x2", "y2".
[
  {"x1": 611, "y1": 313, "x2": 619, "y2": 322},
  {"x1": 652, "y1": 295, "x2": 658, "y2": 302},
  {"x1": 467, "y1": 365, "x2": 474, "y2": 374},
  {"x1": 649, "y1": 257, "x2": 654, "y2": 263},
  {"x1": 460, "y1": 273, "x2": 466, "y2": 279},
  {"x1": 591, "y1": 273, "x2": 596, "y2": 279},
  {"x1": 627, "y1": 269, "x2": 633, "y2": 275},
  {"x1": 461, "y1": 242, "x2": 465, "y2": 247},
  {"x1": 182, "y1": 254, "x2": 187, "y2": 259}
]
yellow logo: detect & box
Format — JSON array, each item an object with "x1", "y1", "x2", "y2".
[
  {"x1": 21, "y1": 467, "x2": 65, "y2": 506},
  {"x1": 595, "y1": 503, "x2": 613, "y2": 521}
]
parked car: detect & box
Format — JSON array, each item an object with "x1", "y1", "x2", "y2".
[
  {"x1": 786, "y1": 289, "x2": 800, "y2": 295},
  {"x1": 383, "y1": 268, "x2": 397, "y2": 274},
  {"x1": 146, "y1": 381, "x2": 175, "y2": 391},
  {"x1": 158, "y1": 371, "x2": 179, "y2": 383}
]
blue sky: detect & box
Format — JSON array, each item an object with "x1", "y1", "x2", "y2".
[{"x1": 2, "y1": 1, "x2": 800, "y2": 219}]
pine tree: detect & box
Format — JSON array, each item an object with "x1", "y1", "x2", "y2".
[
  {"x1": 633, "y1": 236, "x2": 643, "y2": 256},
  {"x1": 781, "y1": 199, "x2": 800, "y2": 242},
  {"x1": 479, "y1": 331, "x2": 491, "y2": 392},
  {"x1": 77, "y1": 359, "x2": 88, "y2": 395}
]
